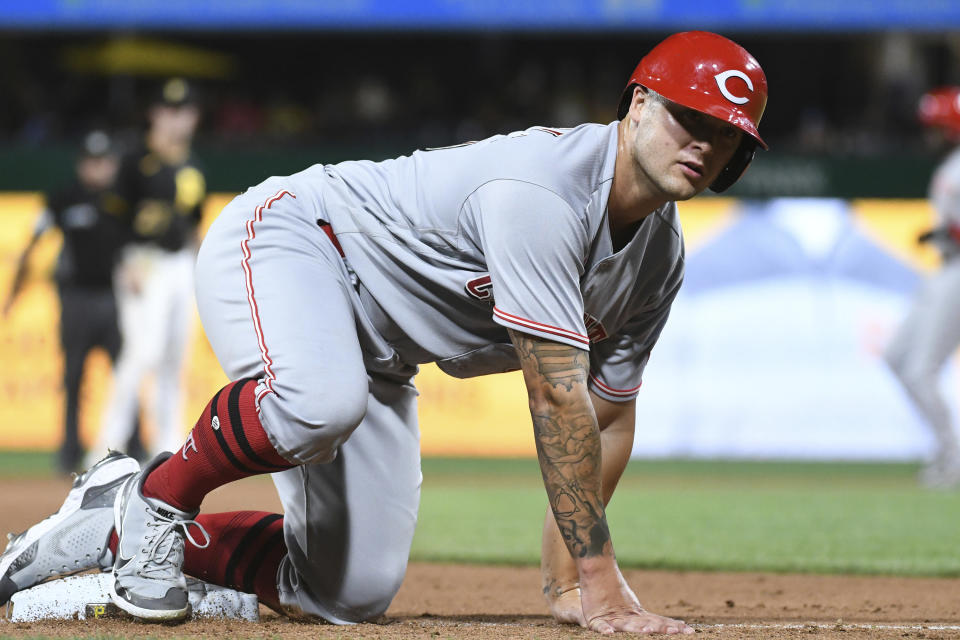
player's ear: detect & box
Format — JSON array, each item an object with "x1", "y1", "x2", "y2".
[{"x1": 627, "y1": 86, "x2": 651, "y2": 122}]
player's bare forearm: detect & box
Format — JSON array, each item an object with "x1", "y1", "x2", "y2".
[
  {"x1": 508, "y1": 329, "x2": 611, "y2": 563},
  {"x1": 4, "y1": 236, "x2": 41, "y2": 317},
  {"x1": 541, "y1": 394, "x2": 636, "y2": 625},
  {"x1": 510, "y1": 329, "x2": 692, "y2": 633}
]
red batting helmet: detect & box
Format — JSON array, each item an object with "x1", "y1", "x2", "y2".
[
  {"x1": 617, "y1": 31, "x2": 769, "y2": 193},
  {"x1": 917, "y1": 87, "x2": 960, "y2": 136}
]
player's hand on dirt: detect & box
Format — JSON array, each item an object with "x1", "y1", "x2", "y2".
[
  {"x1": 580, "y1": 565, "x2": 693, "y2": 635},
  {"x1": 545, "y1": 584, "x2": 587, "y2": 626},
  {"x1": 586, "y1": 605, "x2": 693, "y2": 635}
]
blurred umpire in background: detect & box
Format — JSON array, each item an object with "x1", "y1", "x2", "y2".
[
  {"x1": 3, "y1": 130, "x2": 142, "y2": 473},
  {"x1": 85, "y1": 78, "x2": 207, "y2": 467},
  {"x1": 884, "y1": 87, "x2": 960, "y2": 489}
]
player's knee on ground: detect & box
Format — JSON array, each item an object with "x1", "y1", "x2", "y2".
[
  {"x1": 261, "y1": 380, "x2": 368, "y2": 464},
  {"x1": 331, "y1": 568, "x2": 406, "y2": 623},
  {"x1": 288, "y1": 556, "x2": 407, "y2": 623}
]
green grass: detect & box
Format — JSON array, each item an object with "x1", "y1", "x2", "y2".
[
  {"x1": 412, "y1": 457, "x2": 960, "y2": 576},
  {"x1": 0, "y1": 450, "x2": 62, "y2": 476},
  {"x1": 2, "y1": 451, "x2": 957, "y2": 576}
]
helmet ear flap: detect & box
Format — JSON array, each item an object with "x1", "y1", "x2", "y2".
[{"x1": 709, "y1": 139, "x2": 756, "y2": 193}]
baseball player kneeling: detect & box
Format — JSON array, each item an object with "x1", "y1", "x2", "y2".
[{"x1": 1, "y1": 31, "x2": 767, "y2": 635}]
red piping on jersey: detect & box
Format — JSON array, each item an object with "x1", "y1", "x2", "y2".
[
  {"x1": 589, "y1": 373, "x2": 642, "y2": 397},
  {"x1": 241, "y1": 189, "x2": 297, "y2": 408},
  {"x1": 493, "y1": 306, "x2": 590, "y2": 345},
  {"x1": 537, "y1": 127, "x2": 565, "y2": 137}
]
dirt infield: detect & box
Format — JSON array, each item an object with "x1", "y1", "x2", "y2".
[{"x1": 1, "y1": 476, "x2": 958, "y2": 639}]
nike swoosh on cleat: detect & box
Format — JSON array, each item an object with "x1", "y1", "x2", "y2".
[{"x1": 115, "y1": 553, "x2": 137, "y2": 572}]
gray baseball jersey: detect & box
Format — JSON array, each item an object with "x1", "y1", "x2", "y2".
[
  {"x1": 193, "y1": 121, "x2": 684, "y2": 623},
  {"x1": 286, "y1": 121, "x2": 684, "y2": 401}
]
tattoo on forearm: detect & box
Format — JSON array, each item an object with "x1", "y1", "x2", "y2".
[
  {"x1": 511, "y1": 331, "x2": 588, "y2": 392},
  {"x1": 534, "y1": 411, "x2": 610, "y2": 558},
  {"x1": 509, "y1": 329, "x2": 612, "y2": 560}
]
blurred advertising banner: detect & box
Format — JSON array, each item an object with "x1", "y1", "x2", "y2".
[
  {"x1": 634, "y1": 197, "x2": 954, "y2": 461},
  {"x1": 0, "y1": 194, "x2": 954, "y2": 460}
]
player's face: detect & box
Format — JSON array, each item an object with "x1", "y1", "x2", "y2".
[
  {"x1": 150, "y1": 104, "x2": 200, "y2": 144},
  {"x1": 626, "y1": 90, "x2": 742, "y2": 200},
  {"x1": 76, "y1": 155, "x2": 118, "y2": 191}
]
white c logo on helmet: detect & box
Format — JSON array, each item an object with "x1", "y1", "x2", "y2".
[{"x1": 715, "y1": 70, "x2": 753, "y2": 105}]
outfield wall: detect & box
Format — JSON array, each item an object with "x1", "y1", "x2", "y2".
[{"x1": 0, "y1": 194, "x2": 955, "y2": 460}]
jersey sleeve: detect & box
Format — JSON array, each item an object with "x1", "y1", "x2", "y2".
[
  {"x1": 473, "y1": 180, "x2": 591, "y2": 350},
  {"x1": 588, "y1": 273, "x2": 682, "y2": 402}
]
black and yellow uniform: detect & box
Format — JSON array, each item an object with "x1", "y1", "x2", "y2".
[
  {"x1": 113, "y1": 146, "x2": 206, "y2": 249},
  {"x1": 87, "y1": 139, "x2": 208, "y2": 464}
]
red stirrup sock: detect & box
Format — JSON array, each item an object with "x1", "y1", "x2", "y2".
[
  {"x1": 185, "y1": 511, "x2": 286, "y2": 611},
  {"x1": 107, "y1": 512, "x2": 287, "y2": 611},
  {"x1": 142, "y1": 378, "x2": 295, "y2": 512}
]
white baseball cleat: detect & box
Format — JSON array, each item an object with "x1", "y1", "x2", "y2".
[
  {"x1": 0, "y1": 451, "x2": 141, "y2": 606},
  {"x1": 109, "y1": 453, "x2": 210, "y2": 621}
]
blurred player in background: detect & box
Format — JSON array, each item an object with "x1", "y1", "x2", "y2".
[
  {"x1": 3, "y1": 32, "x2": 767, "y2": 635},
  {"x1": 85, "y1": 78, "x2": 207, "y2": 467},
  {"x1": 3, "y1": 131, "x2": 143, "y2": 473},
  {"x1": 884, "y1": 87, "x2": 960, "y2": 489}
]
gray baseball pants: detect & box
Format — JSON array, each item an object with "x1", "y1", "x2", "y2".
[
  {"x1": 885, "y1": 257, "x2": 960, "y2": 461},
  {"x1": 194, "y1": 179, "x2": 422, "y2": 623}
]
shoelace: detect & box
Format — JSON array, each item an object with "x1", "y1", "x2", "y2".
[{"x1": 140, "y1": 507, "x2": 211, "y2": 577}]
